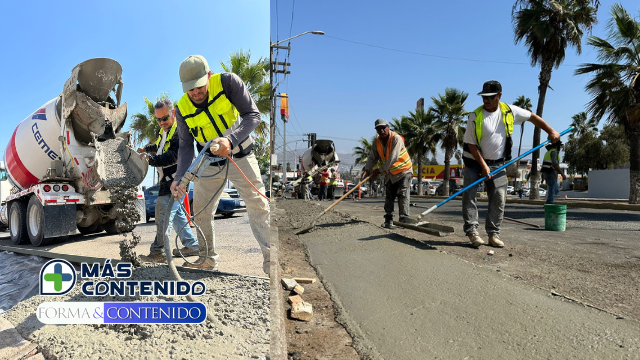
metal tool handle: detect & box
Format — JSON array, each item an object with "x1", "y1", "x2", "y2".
[
  {"x1": 323, "y1": 175, "x2": 372, "y2": 214},
  {"x1": 418, "y1": 126, "x2": 574, "y2": 219}
]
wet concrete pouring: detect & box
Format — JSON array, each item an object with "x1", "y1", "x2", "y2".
[{"x1": 276, "y1": 198, "x2": 640, "y2": 359}]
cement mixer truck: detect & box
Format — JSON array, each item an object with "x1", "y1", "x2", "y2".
[{"x1": 0, "y1": 58, "x2": 148, "y2": 246}]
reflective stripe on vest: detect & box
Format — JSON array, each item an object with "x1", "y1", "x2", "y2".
[
  {"x1": 175, "y1": 73, "x2": 240, "y2": 144},
  {"x1": 320, "y1": 173, "x2": 329, "y2": 185},
  {"x1": 472, "y1": 102, "x2": 514, "y2": 149},
  {"x1": 154, "y1": 121, "x2": 177, "y2": 153},
  {"x1": 541, "y1": 149, "x2": 561, "y2": 171},
  {"x1": 376, "y1": 131, "x2": 413, "y2": 175}
]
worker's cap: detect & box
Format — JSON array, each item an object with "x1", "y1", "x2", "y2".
[
  {"x1": 374, "y1": 118, "x2": 389, "y2": 129},
  {"x1": 179, "y1": 55, "x2": 210, "y2": 93},
  {"x1": 477, "y1": 80, "x2": 502, "y2": 96},
  {"x1": 545, "y1": 140, "x2": 563, "y2": 149}
]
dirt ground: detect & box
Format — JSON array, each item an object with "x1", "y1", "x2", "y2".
[
  {"x1": 275, "y1": 219, "x2": 359, "y2": 360},
  {"x1": 275, "y1": 197, "x2": 640, "y2": 359}
]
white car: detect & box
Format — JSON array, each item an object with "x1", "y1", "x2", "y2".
[
  {"x1": 539, "y1": 188, "x2": 547, "y2": 197},
  {"x1": 507, "y1": 186, "x2": 515, "y2": 194}
]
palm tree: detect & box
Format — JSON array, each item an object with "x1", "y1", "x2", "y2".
[
  {"x1": 392, "y1": 109, "x2": 441, "y2": 195},
  {"x1": 575, "y1": 3, "x2": 640, "y2": 203},
  {"x1": 220, "y1": 50, "x2": 269, "y2": 139},
  {"x1": 353, "y1": 136, "x2": 381, "y2": 191},
  {"x1": 130, "y1": 94, "x2": 170, "y2": 147},
  {"x1": 513, "y1": 0, "x2": 597, "y2": 199},
  {"x1": 569, "y1": 111, "x2": 599, "y2": 138},
  {"x1": 513, "y1": 95, "x2": 533, "y2": 156},
  {"x1": 430, "y1": 88, "x2": 468, "y2": 196}
]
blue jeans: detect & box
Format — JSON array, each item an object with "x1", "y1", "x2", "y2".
[
  {"x1": 543, "y1": 172, "x2": 558, "y2": 204},
  {"x1": 150, "y1": 195, "x2": 199, "y2": 254}
]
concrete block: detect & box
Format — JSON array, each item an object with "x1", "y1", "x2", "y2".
[
  {"x1": 288, "y1": 295, "x2": 303, "y2": 305},
  {"x1": 281, "y1": 278, "x2": 298, "y2": 290},
  {"x1": 293, "y1": 284, "x2": 305, "y2": 295},
  {"x1": 291, "y1": 301, "x2": 313, "y2": 322}
]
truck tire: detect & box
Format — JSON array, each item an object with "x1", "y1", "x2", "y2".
[
  {"x1": 77, "y1": 224, "x2": 99, "y2": 235},
  {"x1": 101, "y1": 221, "x2": 119, "y2": 235},
  {"x1": 27, "y1": 196, "x2": 53, "y2": 246},
  {"x1": 9, "y1": 201, "x2": 28, "y2": 245}
]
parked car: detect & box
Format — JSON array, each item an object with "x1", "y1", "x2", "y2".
[
  {"x1": 539, "y1": 188, "x2": 547, "y2": 197},
  {"x1": 144, "y1": 184, "x2": 246, "y2": 222},
  {"x1": 507, "y1": 186, "x2": 515, "y2": 194},
  {"x1": 345, "y1": 183, "x2": 367, "y2": 197}
]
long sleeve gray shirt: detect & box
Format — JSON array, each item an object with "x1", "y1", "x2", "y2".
[
  {"x1": 364, "y1": 133, "x2": 412, "y2": 184},
  {"x1": 174, "y1": 72, "x2": 261, "y2": 181}
]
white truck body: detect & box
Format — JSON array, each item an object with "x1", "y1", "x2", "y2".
[{"x1": 0, "y1": 58, "x2": 147, "y2": 245}]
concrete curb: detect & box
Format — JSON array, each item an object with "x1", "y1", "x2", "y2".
[{"x1": 270, "y1": 204, "x2": 287, "y2": 360}]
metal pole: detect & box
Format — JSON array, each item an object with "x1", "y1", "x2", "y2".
[
  {"x1": 269, "y1": 43, "x2": 274, "y2": 197},
  {"x1": 282, "y1": 113, "x2": 287, "y2": 185}
]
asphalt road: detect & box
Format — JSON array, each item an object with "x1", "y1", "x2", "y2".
[{"x1": 282, "y1": 197, "x2": 640, "y2": 359}]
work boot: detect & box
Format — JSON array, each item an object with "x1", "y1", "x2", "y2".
[
  {"x1": 467, "y1": 232, "x2": 486, "y2": 248},
  {"x1": 488, "y1": 235, "x2": 505, "y2": 248},
  {"x1": 172, "y1": 247, "x2": 199, "y2": 257},
  {"x1": 382, "y1": 221, "x2": 396, "y2": 229},
  {"x1": 182, "y1": 257, "x2": 219, "y2": 271},
  {"x1": 139, "y1": 252, "x2": 167, "y2": 264}
]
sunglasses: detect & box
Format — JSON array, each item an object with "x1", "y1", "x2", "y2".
[
  {"x1": 482, "y1": 94, "x2": 498, "y2": 101},
  {"x1": 375, "y1": 126, "x2": 388, "y2": 131},
  {"x1": 156, "y1": 114, "x2": 171, "y2": 123}
]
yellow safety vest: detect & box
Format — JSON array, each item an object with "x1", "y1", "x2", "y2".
[
  {"x1": 376, "y1": 131, "x2": 412, "y2": 175},
  {"x1": 541, "y1": 149, "x2": 561, "y2": 171},
  {"x1": 472, "y1": 102, "x2": 514, "y2": 147},
  {"x1": 329, "y1": 173, "x2": 337, "y2": 185},
  {"x1": 154, "y1": 121, "x2": 177, "y2": 153},
  {"x1": 175, "y1": 73, "x2": 240, "y2": 144}
]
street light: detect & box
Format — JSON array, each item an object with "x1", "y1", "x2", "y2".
[{"x1": 269, "y1": 30, "x2": 324, "y2": 192}]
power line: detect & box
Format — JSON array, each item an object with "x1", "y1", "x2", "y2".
[
  {"x1": 288, "y1": 0, "x2": 296, "y2": 39},
  {"x1": 324, "y1": 35, "x2": 583, "y2": 67}
]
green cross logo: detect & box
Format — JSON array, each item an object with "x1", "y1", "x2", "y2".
[
  {"x1": 44, "y1": 263, "x2": 73, "y2": 291},
  {"x1": 41, "y1": 261, "x2": 75, "y2": 295}
]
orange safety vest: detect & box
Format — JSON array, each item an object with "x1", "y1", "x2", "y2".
[
  {"x1": 320, "y1": 172, "x2": 329, "y2": 185},
  {"x1": 376, "y1": 131, "x2": 413, "y2": 174}
]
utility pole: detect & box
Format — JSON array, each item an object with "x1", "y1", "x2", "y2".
[
  {"x1": 269, "y1": 31, "x2": 324, "y2": 194},
  {"x1": 270, "y1": 44, "x2": 290, "y2": 191}
]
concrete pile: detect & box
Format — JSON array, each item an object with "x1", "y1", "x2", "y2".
[{"x1": 4, "y1": 265, "x2": 270, "y2": 359}]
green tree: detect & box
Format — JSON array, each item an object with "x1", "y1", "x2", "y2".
[
  {"x1": 129, "y1": 95, "x2": 167, "y2": 148},
  {"x1": 569, "y1": 111, "x2": 599, "y2": 138},
  {"x1": 599, "y1": 123, "x2": 630, "y2": 169},
  {"x1": 513, "y1": 0, "x2": 597, "y2": 199},
  {"x1": 430, "y1": 88, "x2": 468, "y2": 195},
  {"x1": 353, "y1": 136, "x2": 377, "y2": 166},
  {"x1": 513, "y1": 95, "x2": 533, "y2": 156},
  {"x1": 392, "y1": 109, "x2": 441, "y2": 195},
  {"x1": 564, "y1": 130, "x2": 603, "y2": 174},
  {"x1": 220, "y1": 50, "x2": 270, "y2": 139},
  {"x1": 253, "y1": 136, "x2": 270, "y2": 175},
  {"x1": 575, "y1": 4, "x2": 640, "y2": 202}
]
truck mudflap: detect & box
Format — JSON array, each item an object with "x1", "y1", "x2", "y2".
[
  {"x1": 44, "y1": 204, "x2": 77, "y2": 238},
  {"x1": 135, "y1": 197, "x2": 146, "y2": 225},
  {"x1": 0, "y1": 203, "x2": 7, "y2": 227}
]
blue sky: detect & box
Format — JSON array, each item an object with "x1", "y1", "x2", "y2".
[
  {"x1": 271, "y1": 0, "x2": 640, "y2": 169},
  {"x1": 0, "y1": 0, "x2": 269, "y2": 188}
]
